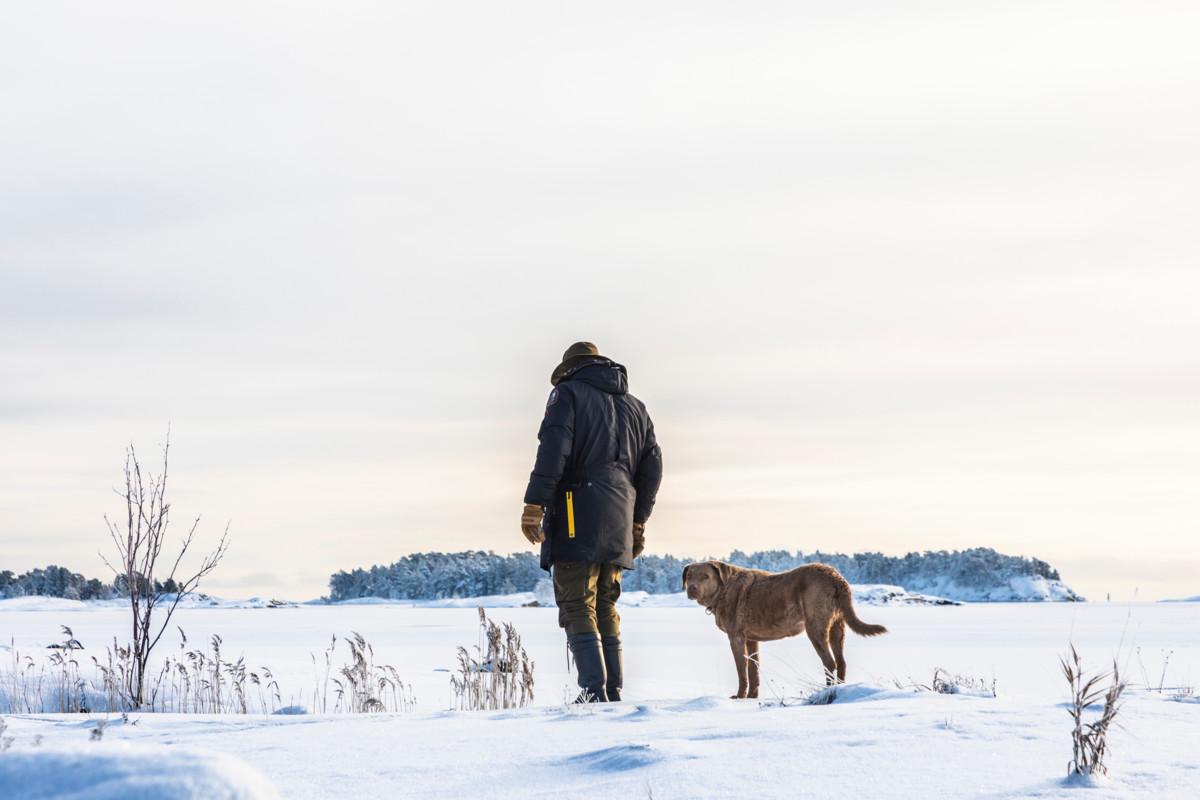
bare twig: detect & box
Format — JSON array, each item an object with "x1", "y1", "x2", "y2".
[{"x1": 99, "y1": 430, "x2": 230, "y2": 708}]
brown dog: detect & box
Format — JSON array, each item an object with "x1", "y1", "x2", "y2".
[{"x1": 683, "y1": 561, "x2": 887, "y2": 697}]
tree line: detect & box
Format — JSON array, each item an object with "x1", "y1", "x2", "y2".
[
  {"x1": 326, "y1": 546, "x2": 1071, "y2": 601},
  {"x1": 4, "y1": 547, "x2": 1072, "y2": 603},
  {"x1": 0, "y1": 565, "x2": 182, "y2": 601}
]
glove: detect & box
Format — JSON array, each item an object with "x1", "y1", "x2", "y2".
[
  {"x1": 632, "y1": 522, "x2": 646, "y2": 558},
  {"x1": 521, "y1": 504, "x2": 545, "y2": 545}
]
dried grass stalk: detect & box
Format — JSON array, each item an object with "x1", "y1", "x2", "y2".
[
  {"x1": 1061, "y1": 644, "x2": 1125, "y2": 777},
  {"x1": 450, "y1": 607, "x2": 535, "y2": 711}
]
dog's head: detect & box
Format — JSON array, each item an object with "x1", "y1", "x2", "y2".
[{"x1": 682, "y1": 561, "x2": 734, "y2": 606}]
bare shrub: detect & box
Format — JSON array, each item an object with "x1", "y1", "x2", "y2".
[
  {"x1": 757, "y1": 664, "x2": 998, "y2": 707},
  {"x1": 1061, "y1": 644, "x2": 1125, "y2": 778},
  {"x1": 928, "y1": 668, "x2": 997, "y2": 697},
  {"x1": 880, "y1": 668, "x2": 999, "y2": 698},
  {"x1": 450, "y1": 608, "x2": 534, "y2": 711},
  {"x1": 101, "y1": 431, "x2": 230, "y2": 708}
]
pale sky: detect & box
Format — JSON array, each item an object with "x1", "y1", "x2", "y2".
[{"x1": 2, "y1": 1, "x2": 1198, "y2": 602}]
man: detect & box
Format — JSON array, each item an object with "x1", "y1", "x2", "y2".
[{"x1": 521, "y1": 342, "x2": 663, "y2": 702}]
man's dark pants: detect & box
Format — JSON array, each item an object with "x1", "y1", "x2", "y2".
[{"x1": 552, "y1": 562, "x2": 622, "y2": 637}]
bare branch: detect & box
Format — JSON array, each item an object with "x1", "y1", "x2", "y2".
[{"x1": 102, "y1": 429, "x2": 231, "y2": 707}]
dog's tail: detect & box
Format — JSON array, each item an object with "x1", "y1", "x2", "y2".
[{"x1": 837, "y1": 585, "x2": 888, "y2": 637}]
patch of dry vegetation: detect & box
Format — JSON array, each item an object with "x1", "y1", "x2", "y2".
[
  {"x1": 1061, "y1": 644, "x2": 1125, "y2": 778},
  {"x1": 450, "y1": 608, "x2": 534, "y2": 711},
  {"x1": 2, "y1": 627, "x2": 413, "y2": 715}
]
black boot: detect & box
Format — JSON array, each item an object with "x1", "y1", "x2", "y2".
[
  {"x1": 567, "y1": 633, "x2": 608, "y2": 703},
  {"x1": 602, "y1": 635, "x2": 623, "y2": 702}
]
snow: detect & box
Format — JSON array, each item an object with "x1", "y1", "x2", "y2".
[
  {"x1": 0, "y1": 742, "x2": 278, "y2": 800},
  {"x1": 330, "y1": 592, "x2": 539, "y2": 608},
  {"x1": 849, "y1": 584, "x2": 958, "y2": 605},
  {"x1": 0, "y1": 595, "x2": 299, "y2": 613},
  {"x1": 615, "y1": 590, "x2": 692, "y2": 608},
  {"x1": 1162, "y1": 595, "x2": 1200, "y2": 603},
  {"x1": 885, "y1": 574, "x2": 1080, "y2": 602},
  {"x1": 3, "y1": 688, "x2": 1196, "y2": 799},
  {"x1": 2, "y1": 602, "x2": 1198, "y2": 798},
  {"x1": 0, "y1": 581, "x2": 953, "y2": 615},
  {"x1": 324, "y1": 584, "x2": 954, "y2": 609},
  {"x1": 0, "y1": 597, "x2": 95, "y2": 613},
  {"x1": 623, "y1": 587, "x2": 954, "y2": 607}
]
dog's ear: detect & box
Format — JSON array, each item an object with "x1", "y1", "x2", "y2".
[
  {"x1": 682, "y1": 564, "x2": 691, "y2": 590},
  {"x1": 712, "y1": 561, "x2": 734, "y2": 585}
]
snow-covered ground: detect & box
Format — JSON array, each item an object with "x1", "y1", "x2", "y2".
[
  {"x1": 3, "y1": 601, "x2": 1198, "y2": 798},
  {"x1": 892, "y1": 574, "x2": 1081, "y2": 602},
  {"x1": 0, "y1": 742, "x2": 278, "y2": 800}
]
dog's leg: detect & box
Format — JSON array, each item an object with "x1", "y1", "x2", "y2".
[
  {"x1": 746, "y1": 640, "x2": 761, "y2": 699},
  {"x1": 829, "y1": 619, "x2": 847, "y2": 683},
  {"x1": 728, "y1": 634, "x2": 749, "y2": 699},
  {"x1": 805, "y1": 618, "x2": 838, "y2": 686}
]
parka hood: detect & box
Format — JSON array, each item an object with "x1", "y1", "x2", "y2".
[{"x1": 563, "y1": 359, "x2": 628, "y2": 395}]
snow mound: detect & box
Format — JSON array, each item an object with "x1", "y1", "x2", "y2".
[
  {"x1": 665, "y1": 696, "x2": 730, "y2": 713},
  {"x1": 897, "y1": 574, "x2": 1082, "y2": 602},
  {"x1": 1161, "y1": 595, "x2": 1200, "y2": 603},
  {"x1": 1062, "y1": 771, "x2": 1111, "y2": 789},
  {"x1": 804, "y1": 683, "x2": 914, "y2": 706},
  {"x1": 563, "y1": 743, "x2": 664, "y2": 772},
  {"x1": 0, "y1": 742, "x2": 278, "y2": 800},
  {"x1": 621, "y1": 704, "x2": 661, "y2": 721}
]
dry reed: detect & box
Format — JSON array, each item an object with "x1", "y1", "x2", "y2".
[
  {"x1": 2, "y1": 626, "x2": 414, "y2": 715},
  {"x1": 1061, "y1": 644, "x2": 1125, "y2": 777},
  {"x1": 450, "y1": 607, "x2": 534, "y2": 711}
]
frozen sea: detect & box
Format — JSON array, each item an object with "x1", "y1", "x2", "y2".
[{"x1": 2, "y1": 600, "x2": 1198, "y2": 798}]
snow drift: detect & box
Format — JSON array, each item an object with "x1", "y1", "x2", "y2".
[{"x1": 0, "y1": 742, "x2": 278, "y2": 800}]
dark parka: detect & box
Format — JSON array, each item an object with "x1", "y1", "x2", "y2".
[{"x1": 524, "y1": 358, "x2": 663, "y2": 571}]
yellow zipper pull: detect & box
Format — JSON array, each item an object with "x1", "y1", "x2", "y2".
[{"x1": 566, "y1": 491, "x2": 576, "y2": 538}]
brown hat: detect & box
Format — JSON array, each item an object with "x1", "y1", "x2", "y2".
[{"x1": 551, "y1": 341, "x2": 605, "y2": 386}]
